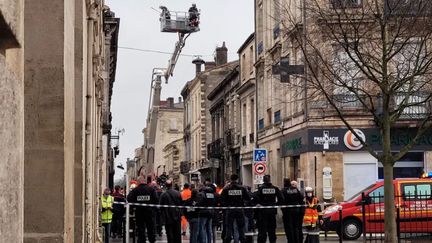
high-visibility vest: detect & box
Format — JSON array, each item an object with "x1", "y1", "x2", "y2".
[
  {"x1": 101, "y1": 195, "x2": 114, "y2": 224},
  {"x1": 303, "y1": 197, "x2": 319, "y2": 227}
]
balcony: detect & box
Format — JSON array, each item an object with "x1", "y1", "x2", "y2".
[
  {"x1": 384, "y1": 0, "x2": 432, "y2": 17},
  {"x1": 394, "y1": 93, "x2": 431, "y2": 120},
  {"x1": 207, "y1": 138, "x2": 225, "y2": 159},
  {"x1": 180, "y1": 161, "x2": 190, "y2": 174},
  {"x1": 330, "y1": 0, "x2": 362, "y2": 8},
  {"x1": 332, "y1": 94, "x2": 365, "y2": 108}
]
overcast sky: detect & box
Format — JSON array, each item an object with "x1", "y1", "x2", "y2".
[{"x1": 107, "y1": 0, "x2": 254, "y2": 180}]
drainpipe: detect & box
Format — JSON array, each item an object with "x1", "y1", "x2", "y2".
[{"x1": 85, "y1": 3, "x2": 97, "y2": 242}]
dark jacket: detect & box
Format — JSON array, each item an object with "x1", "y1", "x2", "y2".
[
  {"x1": 183, "y1": 196, "x2": 201, "y2": 220},
  {"x1": 282, "y1": 186, "x2": 304, "y2": 214},
  {"x1": 159, "y1": 188, "x2": 182, "y2": 225},
  {"x1": 256, "y1": 182, "x2": 284, "y2": 214},
  {"x1": 112, "y1": 192, "x2": 126, "y2": 215},
  {"x1": 220, "y1": 182, "x2": 250, "y2": 207},
  {"x1": 127, "y1": 184, "x2": 158, "y2": 216},
  {"x1": 198, "y1": 186, "x2": 217, "y2": 218}
]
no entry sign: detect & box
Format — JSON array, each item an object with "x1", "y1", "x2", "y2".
[{"x1": 254, "y1": 162, "x2": 266, "y2": 175}]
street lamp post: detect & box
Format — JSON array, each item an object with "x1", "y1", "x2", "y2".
[
  {"x1": 156, "y1": 165, "x2": 162, "y2": 178},
  {"x1": 117, "y1": 164, "x2": 129, "y2": 243}
]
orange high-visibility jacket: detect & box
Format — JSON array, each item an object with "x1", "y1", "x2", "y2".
[{"x1": 303, "y1": 197, "x2": 319, "y2": 227}]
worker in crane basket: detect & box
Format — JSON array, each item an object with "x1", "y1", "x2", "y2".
[{"x1": 188, "y1": 4, "x2": 199, "y2": 27}]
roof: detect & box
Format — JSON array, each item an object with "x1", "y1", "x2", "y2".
[
  {"x1": 237, "y1": 33, "x2": 255, "y2": 54},
  {"x1": 207, "y1": 64, "x2": 240, "y2": 100}
]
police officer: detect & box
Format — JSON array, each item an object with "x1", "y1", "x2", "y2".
[
  {"x1": 127, "y1": 176, "x2": 159, "y2": 243},
  {"x1": 282, "y1": 179, "x2": 304, "y2": 243},
  {"x1": 220, "y1": 174, "x2": 250, "y2": 243},
  {"x1": 256, "y1": 175, "x2": 284, "y2": 243},
  {"x1": 199, "y1": 181, "x2": 218, "y2": 243}
]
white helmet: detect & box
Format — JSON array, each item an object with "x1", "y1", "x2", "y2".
[{"x1": 305, "y1": 186, "x2": 313, "y2": 192}]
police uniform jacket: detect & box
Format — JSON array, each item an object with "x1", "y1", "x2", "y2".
[
  {"x1": 282, "y1": 186, "x2": 304, "y2": 214},
  {"x1": 256, "y1": 182, "x2": 284, "y2": 214},
  {"x1": 220, "y1": 182, "x2": 250, "y2": 208},
  {"x1": 127, "y1": 184, "x2": 158, "y2": 216},
  {"x1": 198, "y1": 186, "x2": 217, "y2": 218}
]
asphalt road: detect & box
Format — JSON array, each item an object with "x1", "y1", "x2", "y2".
[{"x1": 110, "y1": 232, "x2": 354, "y2": 243}]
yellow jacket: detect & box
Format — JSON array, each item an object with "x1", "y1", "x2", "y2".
[{"x1": 101, "y1": 195, "x2": 114, "y2": 224}]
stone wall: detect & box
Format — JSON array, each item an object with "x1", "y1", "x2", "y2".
[
  {"x1": 23, "y1": 0, "x2": 75, "y2": 241},
  {"x1": 0, "y1": 1, "x2": 24, "y2": 242}
]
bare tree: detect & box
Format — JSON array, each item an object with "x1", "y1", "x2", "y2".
[{"x1": 280, "y1": 0, "x2": 432, "y2": 241}]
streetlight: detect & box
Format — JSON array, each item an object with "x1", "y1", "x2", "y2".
[
  {"x1": 156, "y1": 165, "x2": 162, "y2": 177},
  {"x1": 116, "y1": 163, "x2": 129, "y2": 243}
]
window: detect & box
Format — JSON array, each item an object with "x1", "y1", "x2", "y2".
[
  {"x1": 258, "y1": 118, "x2": 265, "y2": 130},
  {"x1": 332, "y1": 45, "x2": 364, "y2": 107},
  {"x1": 242, "y1": 54, "x2": 246, "y2": 80},
  {"x1": 242, "y1": 103, "x2": 247, "y2": 135},
  {"x1": 274, "y1": 110, "x2": 281, "y2": 123},
  {"x1": 250, "y1": 99, "x2": 255, "y2": 134},
  {"x1": 403, "y1": 183, "x2": 432, "y2": 201},
  {"x1": 169, "y1": 118, "x2": 177, "y2": 131},
  {"x1": 368, "y1": 186, "x2": 384, "y2": 204},
  {"x1": 331, "y1": 0, "x2": 362, "y2": 8},
  {"x1": 249, "y1": 46, "x2": 254, "y2": 72},
  {"x1": 378, "y1": 152, "x2": 424, "y2": 179}
]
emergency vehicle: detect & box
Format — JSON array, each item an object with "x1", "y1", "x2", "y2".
[{"x1": 322, "y1": 175, "x2": 432, "y2": 240}]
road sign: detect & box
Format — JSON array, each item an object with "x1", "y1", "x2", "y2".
[
  {"x1": 190, "y1": 173, "x2": 199, "y2": 181},
  {"x1": 253, "y1": 174, "x2": 264, "y2": 184},
  {"x1": 253, "y1": 148, "x2": 267, "y2": 163},
  {"x1": 254, "y1": 162, "x2": 266, "y2": 175}
]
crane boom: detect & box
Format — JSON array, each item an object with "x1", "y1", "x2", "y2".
[
  {"x1": 164, "y1": 33, "x2": 191, "y2": 83},
  {"x1": 143, "y1": 5, "x2": 200, "y2": 178}
]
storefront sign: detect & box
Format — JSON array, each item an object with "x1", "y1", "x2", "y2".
[
  {"x1": 313, "y1": 130, "x2": 339, "y2": 150},
  {"x1": 280, "y1": 128, "x2": 432, "y2": 157},
  {"x1": 343, "y1": 129, "x2": 366, "y2": 150}
]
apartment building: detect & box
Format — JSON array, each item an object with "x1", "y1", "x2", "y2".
[{"x1": 255, "y1": 0, "x2": 432, "y2": 201}]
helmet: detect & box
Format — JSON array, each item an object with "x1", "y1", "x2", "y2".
[{"x1": 305, "y1": 186, "x2": 313, "y2": 192}]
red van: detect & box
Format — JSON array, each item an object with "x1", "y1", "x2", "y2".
[{"x1": 321, "y1": 178, "x2": 432, "y2": 240}]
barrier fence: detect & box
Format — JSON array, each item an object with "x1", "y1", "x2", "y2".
[{"x1": 112, "y1": 192, "x2": 432, "y2": 243}]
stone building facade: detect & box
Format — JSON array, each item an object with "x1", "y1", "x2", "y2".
[
  {"x1": 207, "y1": 64, "x2": 241, "y2": 185},
  {"x1": 163, "y1": 138, "x2": 186, "y2": 186},
  {"x1": 181, "y1": 43, "x2": 238, "y2": 184},
  {"x1": 237, "y1": 33, "x2": 256, "y2": 187},
  {"x1": 254, "y1": 0, "x2": 432, "y2": 201},
  {"x1": 0, "y1": 1, "x2": 119, "y2": 242},
  {"x1": 141, "y1": 98, "x2": 184, "y2": 178}
]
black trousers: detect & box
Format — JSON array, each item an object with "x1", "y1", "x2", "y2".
[
  {"x1": 223, "y1": 210, "x2": 246, "y2": 243},
  {"x1": 111, "y1": 213, "x2": 123, "y2": 236},
  {"x1": 136, "y1": 214, "x2": 155, "y2": 243},
  {"x1": 283, "y1": 210, "x2": 303, "y2": 243},
  {"x1": 257, "y1": 212, "x2": 276, "y2": 243},
  {"x1": 165, "y1": 221, "x2": 182, "y2": 243}
]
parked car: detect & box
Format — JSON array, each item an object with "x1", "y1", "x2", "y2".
[{"x1": 321, "y1": 177, "x2": 432, "y2": 240}]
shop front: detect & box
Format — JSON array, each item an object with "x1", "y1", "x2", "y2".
[{"x1": 280, "y1": 127, "x2": 432, "y2": 200}]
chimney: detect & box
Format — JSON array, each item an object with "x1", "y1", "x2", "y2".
[
  {"x1": 215, "y1": 41, "x2": 228, "y2": 65},
  {"x1": 205, "y1": 61, "x2": 216, "y2": 70},
  {"x1": 192, "y1": 57, "x2": 205, "y2": 75},
  {"x1": 178, "y1": 97, "x2": 182, "y2": 103},
  {"x1": 167, "y1": 97, "x2": 174, "y2": 108}
]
